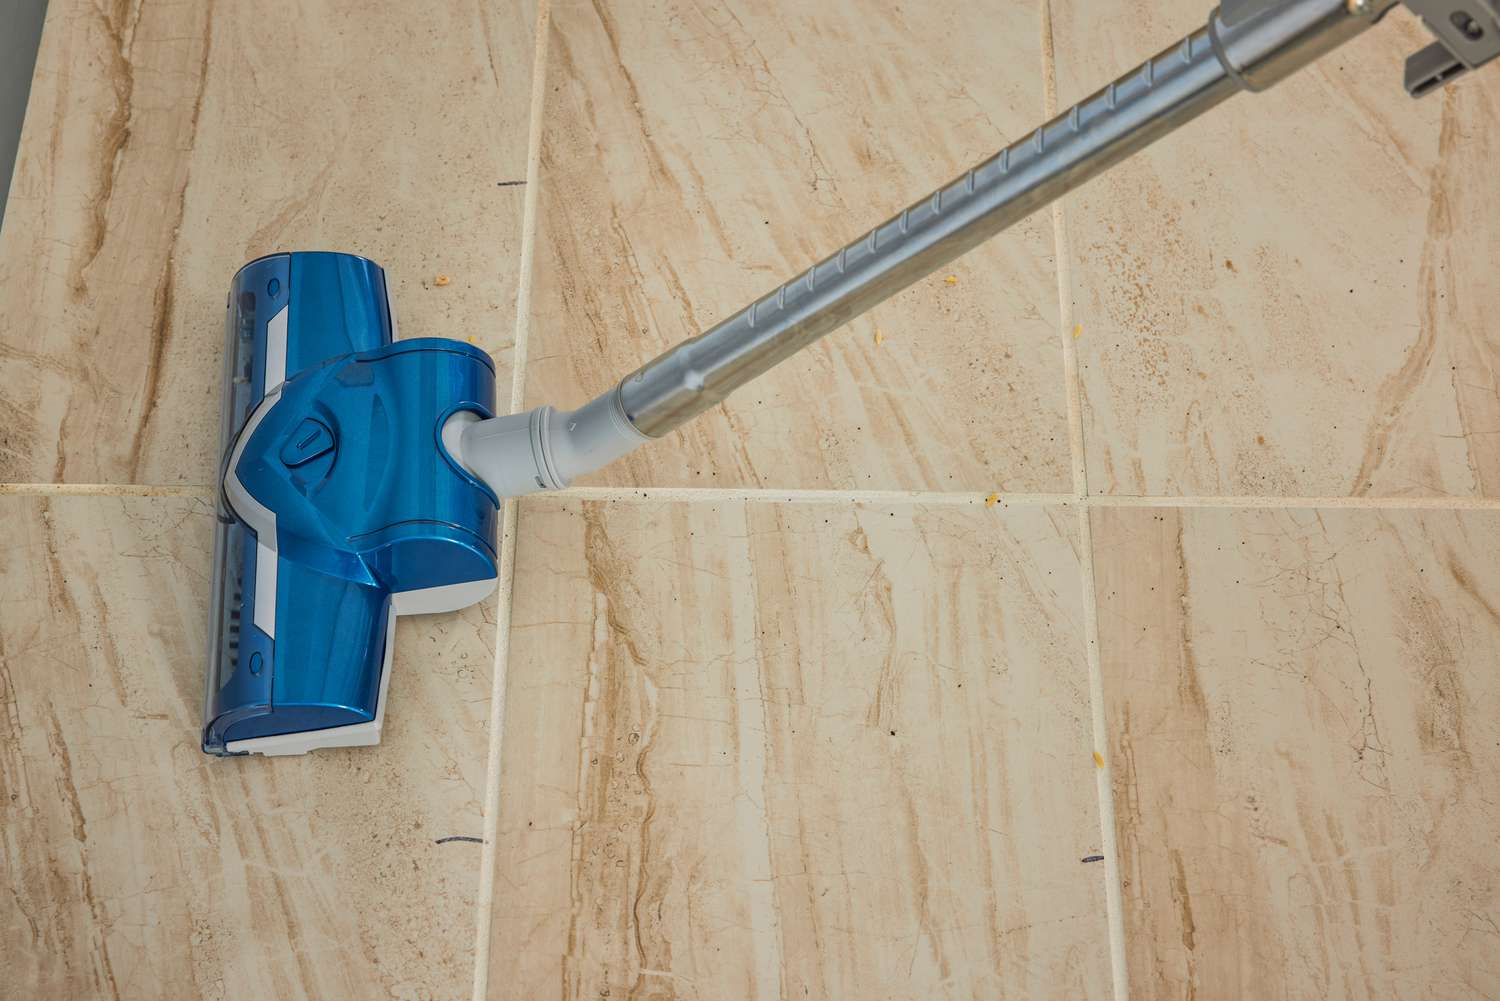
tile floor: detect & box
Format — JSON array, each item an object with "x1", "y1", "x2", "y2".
[{"x1": 2, "y1": 1, "x2": 1497, "y2": 999}]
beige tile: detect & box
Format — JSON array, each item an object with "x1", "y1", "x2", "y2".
[
  {"x1": 0, "y1": 495, "x2": 496, "y2": 998},
  {"x1": 0, "y1": 0, "x2": 533, "y2": 485},
  {"x1": 1093, "y1": 505, "x2": 1500, "y2": 999},
  {"x1": 487, "y1": 498, "x2": 1109, "y2": 1000},
  {"x1": 1052, "y1": 1, "x2": 1500, "y2": 498},
  {"x1": 525, "y1": 0, "x2": 1071, "y2": 493}
]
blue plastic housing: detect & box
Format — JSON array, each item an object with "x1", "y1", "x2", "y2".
[{"x1": 203, "y1": 252, "x2": 499, "y2": 754}]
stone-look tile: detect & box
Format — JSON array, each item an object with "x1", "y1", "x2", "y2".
[
  {"x1": 525, "y1": 0, "x2": 1071, "y2": 493},
  {"x1": 1052, "y1": 1, "x2": 1500, "y2": 498},
  {"x1": 488, "y1": 499, "x2": 1109, "y2": 1000},
  {"x1": 0, "y1": 0, "x2": 533, "y2": 485},
  {"x1": 1093, "y1": 505, "x2": 1500, "y2": 999},
  {"x1": 0, "y1": 495, "x2": 496, "y2": 998}
]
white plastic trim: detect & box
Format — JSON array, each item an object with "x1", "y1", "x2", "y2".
[
  {"x1": 223, "y1": 304, "x2": 291, "y2": 638},
  {"x1": 392, "y1": 577, "x2": 498, "y2": 616},
  {"x1": 264, "y1": 304, "x2": 288, "y2": 390},
  {"x1": 224, "y1": 388, "x2": 282, "y2": 638}
]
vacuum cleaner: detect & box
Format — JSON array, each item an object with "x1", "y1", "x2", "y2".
[{"x1": 203, "y1": 0, "x2": 1498, "y2": 755}]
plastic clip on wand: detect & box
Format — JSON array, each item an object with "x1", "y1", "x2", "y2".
[{"x1": 444, "y1": 0, "x2": 1460, "y2": 493}]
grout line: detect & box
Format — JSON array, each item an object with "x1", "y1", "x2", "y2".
[
  {"x1": 552, "y1": 485, "x2": 1079, "y2": 506},
  {"x1": 472, "y1": 3, "x2": 551, "y2": 999},
  {"x1": 1, "y1": 478, "x2": 1496, "y2": 512},
  {"x1": 1081, "y1": 493, "x2": 1500, "y2": 511},
  {"x1": 1041, "y1": 3, "x2": 1130, "y2": 999},
  {"x1": 0, "y1": 482, "x2": 214, "y2": 497}
]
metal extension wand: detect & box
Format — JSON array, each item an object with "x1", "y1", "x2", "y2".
[{"x1": 450, "y1": 0, "x2": 1498, "y2": 496}]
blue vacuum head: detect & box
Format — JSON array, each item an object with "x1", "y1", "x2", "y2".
[{"x1": 204, "y1": 252, "x2": 500, "y2": 755}]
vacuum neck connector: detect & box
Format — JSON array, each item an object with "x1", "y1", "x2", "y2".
[{"x1": 445, "y1": 386, "x2": 650, "y2": 498}]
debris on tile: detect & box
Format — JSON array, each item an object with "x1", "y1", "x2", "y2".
[
  {"x1": 1093, "y1": 750, "x2": 1105, "y2": 768},
  {"x1": 873, "y1": 328, "x2": 886, "y2": 346},
  {"x1": 1072, "y1": 323, "x2": 1083, "y2": 339},
  {"x1": 984, "y1": 492, "x2": 1000, "y2": 508},
  {"x1": 1081, "y1": 854, "x2": 1105, "y2": 864},
  {"x1": 944, "y1": 274, "x2": 959, "y2": 286},
  {"x1": 434, "y1": 274, "x2": 451, "y2": 287}
]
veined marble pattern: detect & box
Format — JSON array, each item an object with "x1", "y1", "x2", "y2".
[
  {"x1": 1051, "y1": 1, "x2": 1500, "y2": 499},
  {"x1": 0, "y1": 0, "x2": 531, "y2": 485},
  {"x1": 487, "y1": 499, "x2": 1108, "y2": 1000},
  {"x1": 3, "y1": 1, "x2": 1499, "y2": 999},
  {"x1": 1092, "y1": 505, "x2": 1500, "y2": 1000},
  {"x1": 522, "y1": 0, "x2": 1073, "y2": 493}
]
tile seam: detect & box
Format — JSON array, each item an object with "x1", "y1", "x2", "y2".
[
  {"x1": 472, "y1": 3, "x2": 552, "y2": 998},
  {"x1": 555, "y1": 485, "x2": 1078, "y2": 506},
  {"x1": 1087, "y1": 494, "x2": 1500, "y2": 511},
  {"x1": 1, "y1": 481, "x2": 1496, "y2": 511},
  {"x1": 0, "y1": 483, "x2": 216, "y2": 497},
  {"x1": 1040, "y1": 2, "x2": 1131, "y2": 997}
]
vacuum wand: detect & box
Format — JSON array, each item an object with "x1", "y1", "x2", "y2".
[
  {"x1": 452, "y1": 0, "x2": 1486, "y2": 496},
  {"x1": 615, "y1": 0, "x2": 1380, "y2": 437}
]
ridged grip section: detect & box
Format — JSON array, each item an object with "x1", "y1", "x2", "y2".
[
  {"x1": 618, "y1": 27, "x2": 1239, "y2": 436},
  {"x1": 615, "y1": 0, "x2": 1382, "y2": 438}
]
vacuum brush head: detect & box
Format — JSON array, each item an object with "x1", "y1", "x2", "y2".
[{"x1": 204, "y1": 252, "x2": 500, "y2": 756}]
